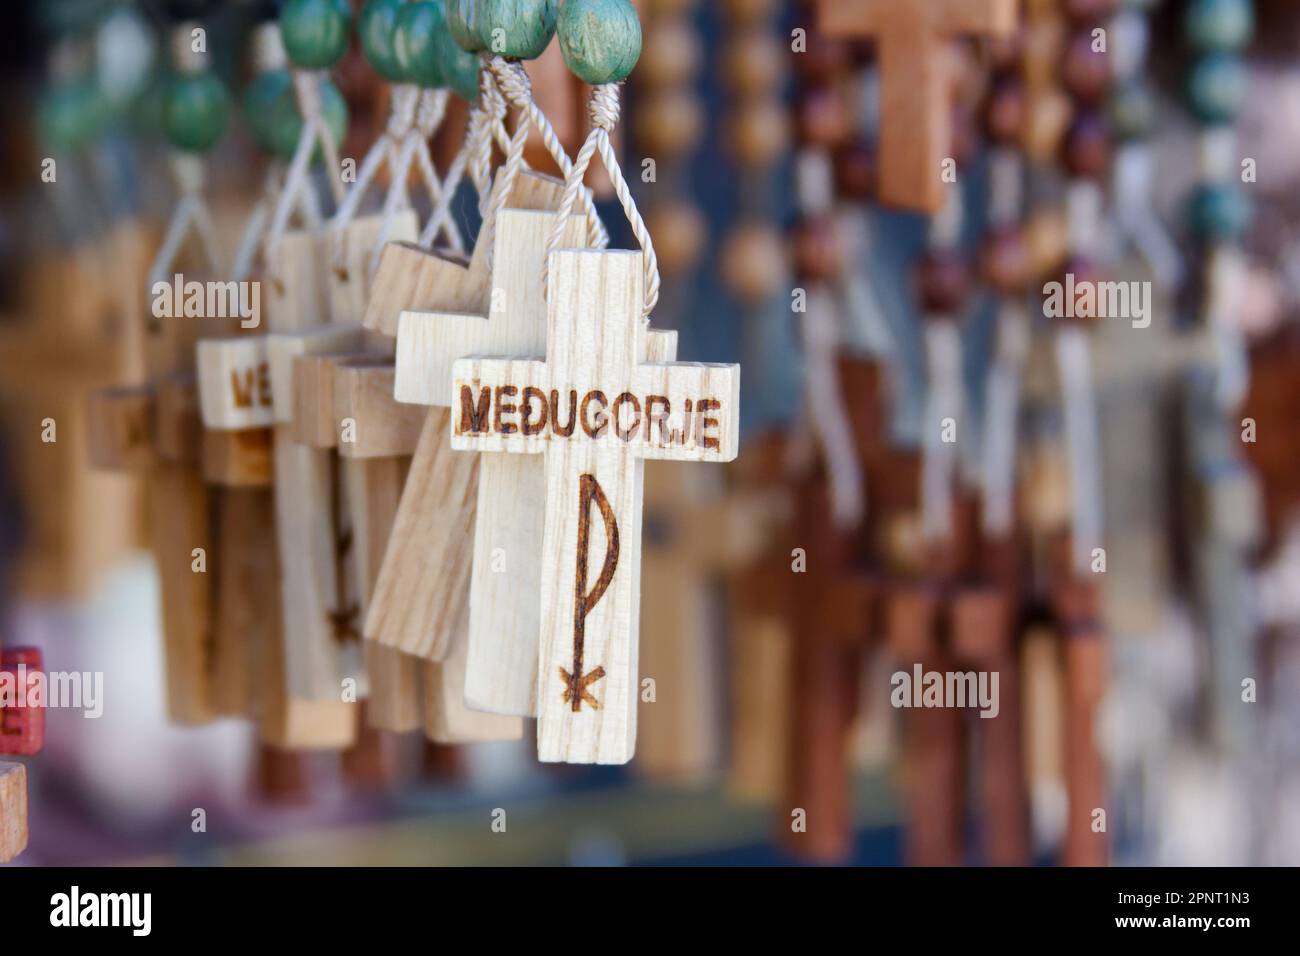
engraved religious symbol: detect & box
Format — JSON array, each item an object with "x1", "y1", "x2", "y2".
[
  {"x1": 817, "y1": 0, "x2": 1017, "y2": 212},
  {"x1": 450, "y1": 248, "x2": 740, "y2": 764}
]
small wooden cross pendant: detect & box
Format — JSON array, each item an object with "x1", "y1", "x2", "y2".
[
  {"x1": 451, "y1": 249, "x2": 740, "y2": 764},
  {"x1": 818, "y1": 0, "x2": 1017, "y2": 211}
]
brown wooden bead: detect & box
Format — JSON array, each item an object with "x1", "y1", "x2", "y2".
[
  {"x1": 722, "y1": 224, "x2": 789, "y2": 303},
  {"x1": 792, "y1": 31, "x2": 850, "y2": 85},
  {"x1": 1022, "y1": 88, "x2": 1072, "y2": 165},
  {"x1": 797, "y1": 84, "x2": 851, "y2": 149},
  {"x1": 640, "y1": 19, "x2": 701, "y2": 89},
  {"x1": 1025, "y1": 208, "x2": 1069, "y2": 281},
  {"x1": 647, "y1": 202, "x2": 707, "y2": 276},
  {"x1": 1064, "y1": 0, "x2": 1118, "y2": 25},
  {"x1": 833, "y1": 137, "x2": 877, "y2": 202},
  {"x1": 916, "y1": 249, "x2": 973, "y2": 315},
  {"x1": 635, "y1": 89, "x2": 705, "y2": 159},
  {"x1": 728, "y1": 98, "x2": 790, "y2": 169},
  {"x1": 792, "y1": 216, "x2": 845, "y2": 284},
  {"x1": 722, "y1": 0, "x2": 778, "y2": 25},
  {"x1": 982, "y1": 227, "x2": 1034, "y2": 297},
  {"x1": 984, "y1": 77, "x2": 1027, "y2": 146},
  {"x1": 645, "y1": 0, "x2": 698, "y2": 17},
  {"x1": 1062, "y1": 111, "x2": 1112, "y2": 180},
  {"x1": 1062, "y1": 31, "x2": 1112, "y2": 105},
  {"x1": 988, "y1": 28, "x2": 1026, "y2": 72},
  {"x1": 723, "y1": 31, "x2": 785, "y2": 98},
  {"x1": 951, "y1": 102, "x2": 979, "y2": 168},
  {"x1": 1022, "y1": 17, "x2": 1066, "y2": 92}
]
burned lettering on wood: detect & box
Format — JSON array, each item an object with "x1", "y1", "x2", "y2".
[
  {"x1": 454, "y1": 384, "x2": 728, "y2": 455},
  {"x1": 230, "y1": 363, "x2": 273, "y2": 410}
]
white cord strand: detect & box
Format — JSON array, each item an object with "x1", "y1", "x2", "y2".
[
  {"x1": 147, "y1": 153, "x2": 223, "y2": 299},
  {"x1": 544, "y1": 83, "x2": 658, "y2": 318}
]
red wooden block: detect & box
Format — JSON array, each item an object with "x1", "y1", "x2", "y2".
[{"x1": 0, "y1": 647, "x2": 45, "y2": 756}]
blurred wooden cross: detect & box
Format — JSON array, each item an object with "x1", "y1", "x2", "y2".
[{"x1": 817, "y1": 0, "x2": 1018, "y2": 211}]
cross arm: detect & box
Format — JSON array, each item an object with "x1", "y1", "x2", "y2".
[{"x1": 394, "y1": 309, "x2": 502, "y2": 409}]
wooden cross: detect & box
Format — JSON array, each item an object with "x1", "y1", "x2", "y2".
[
  {"x1": 394, "y1": 203, "x2": 680, "y2": 723},
  {"x1": 359, "y1": 174, "x2": 579, "y2": 744},
  {"x1": 194, "y1": 218, "x2": 415, "y2": 746},
  {"x1": 817, "y1": 0, "x2": 1017, "y2": 212},
  {"x1": 0, "y1": 762, "x2": 26, "y2": 863},
  {"x1": 450, "y1": 248, "x2": 740, "y2": 764},
  {"x1": 363, "y1": 172, "x2": 568, "y2": 668},
  {"x1": 392, "y1": 203, "x2": 598, "y2": 703},
  {"x1": 86, "y1": 245, "x2": 233, "y2": 727},
  {"x1": 0, "y1": 224, "x2": 149, "y2": 599},
  {"x1": 294, "y1": 354, "x2": 426, "y2": 734}
]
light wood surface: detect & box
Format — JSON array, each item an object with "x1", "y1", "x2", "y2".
[{"x1": 0, "y1": 762, "x2": 27, "y2": 863}]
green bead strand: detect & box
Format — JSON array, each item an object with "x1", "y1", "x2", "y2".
[
  {"x1": 266, "y1": 77, "x2": 349, "y2": 163},
  {"x1": 479, "y1": 0, "x2": 557, "y2": 61},
  {"x1": 164, "y1": 71, "x2": 231, "y2": 152},
  {"x1": 1185, "y1": 0, "x2": 1254, "y2": 54},
  {"x1": 447, "y1": 0, "x2": 487, "y2": 53},
  {"x1": 243, "y1": 69, "x2": 293, "y2": 155},
  {"x1": 1185, "y1": 52, "x2": 1248, "y2": 125},
  {"x1": 557, "y1": 0, "x2": 641, "y2": 85},
  {"x1": 1189, "y1": 182, "x2": 1252, "y2": 243},
  {"x1": 280, "y1": 0, "x2": 353, "y2": 70},
  {"x1": 436, "y1": 27, "x2": 484, "y2": 102},
  {"x1": 394, "y1": 1, "x2": 448, "y2": 88},
  {"x1": 38, "y1": 78, "x2": 103, "y2": 153},
  {"x1": 359, "y1": 0, "x2": 407, "y2": 82}
]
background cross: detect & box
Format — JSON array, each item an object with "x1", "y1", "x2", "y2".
[{"x1": 818, "y1": 0, "x2": 1017, "y2": 211}]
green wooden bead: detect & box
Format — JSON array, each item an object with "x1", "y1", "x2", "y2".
[
  {"x1": 394, "y1": 1, "x2": 448, "y2": 88},
  {"x1": 266, "y1": 77, "x2": 349, "y2": 163},
  {"x1": 1185, "y1": 0, "x2": 1253, "y2": 53},
  {"x1": 243, "y1": 69, "x2": 293, "y2": 154},
  {"x1": 557, "y1": 0, "x2": 641, "y2": 85},
  {"x1": 38, "y1": 79, "x2": 102, "y2": 152},
  {"x1": 360, "y1": 0, "x2": 407, "y2": 82},
  {"x1": 1189, "y1": 182, "x2": 1252, "y2": 243},
  {"x1": 479, "y1": 0, "x2": 557, "y2": 61},
  {"x1": 164, "y1": 71, "x2": 231, "y2": 152},
  {"x1": 280, "y1": 0, "x2": 353, "y2": 70},
  {"x1": 1186, "y1": 53, "x2": 1248, "y2": 124},
  {"x1": 434, "y1": 25, "x2": 484, "y2": 102},
  {"x1": 447, "y1": 0, "x2": 487, "y2": 53}
]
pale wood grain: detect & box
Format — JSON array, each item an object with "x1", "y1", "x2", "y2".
[
  {"x1": 333, "y1": 359, "x2": 425, "y2": 459},
  {"x1": 148, "y1": 461, "x2": 215, "y2": 725},
  {"x1": 0, "y1": 762, "x2": 27, "y2": 863}
]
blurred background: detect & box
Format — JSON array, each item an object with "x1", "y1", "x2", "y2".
[{"x1": 3, "y1": 0, "x2": 1300, "y2": 866}]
